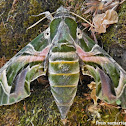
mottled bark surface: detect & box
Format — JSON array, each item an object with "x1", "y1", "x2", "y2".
[{"x1": 0, "y1": 0, "x2": 126, "y2": 126}]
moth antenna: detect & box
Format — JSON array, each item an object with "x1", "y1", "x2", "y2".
[
  {"x1": 27, "y1": 11, "x2": 56, "y2": 30},
  {"x1": 70, "y1": 12, "x2": 94, "y2": 28},
  {"x1": 27, "y1": 16, "x2": 47, "y2": 30},
  {"x1": 31, "y1": 12, "x2": 50, "y2": 17},
  {"x1": 32, "y1": 11, "x2": 56, "y2": 19}
]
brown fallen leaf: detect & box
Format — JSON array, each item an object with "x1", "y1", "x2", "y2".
[
  {"x1": 93, "y1": 13, "x2": 106, "y2": 33},
  {"x1": 88, "y1": 82, "x2": 98, "y2": 105},
  {"x1": 102, "y1": 9, "x2": 118, "y2": 24},
  {"x1": 93, "y1": 9, "x2": 118, "y2": 33}
]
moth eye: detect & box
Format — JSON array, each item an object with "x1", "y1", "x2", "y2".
[
  {"x1": 77, "y1": 28, "x2": 82, "y2": 39},
  {"x1": 45, "y1": 32, "x2": 50, "y2": 37},
  {"x1": 46, "y1": 32, "x2": 49, "y2": 35},
  {"x1": 44, "y1": 28, "x2": 50, "y2": 39}
]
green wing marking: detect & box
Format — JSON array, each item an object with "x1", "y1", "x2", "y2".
[
  {"x1": 0, "y1": 30, "x2": 50, "y2": 105},
  {"x1": 77, "y1": 33, "x2": 126, "y2": 109}
]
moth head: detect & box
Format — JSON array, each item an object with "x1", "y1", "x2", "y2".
[{"x1": 56, "y1": 6, "x2": 69, "y2": 14}]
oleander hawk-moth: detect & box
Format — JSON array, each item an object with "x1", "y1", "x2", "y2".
[{"x1": 0, "y1": 6, "x2": 126, "y2": 119}]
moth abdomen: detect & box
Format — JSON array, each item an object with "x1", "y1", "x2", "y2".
[{"x1": 48, "y1": 51, "x2": 79, "y2": 119}]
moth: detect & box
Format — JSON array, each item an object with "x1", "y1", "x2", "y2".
[{"x1": 0, "y1": 6, "x2": 126, "y2": 120}]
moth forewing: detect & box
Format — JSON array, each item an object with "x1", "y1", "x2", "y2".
[{"x1": 0, "y1": 29, "x2": 50, "y2": 105}]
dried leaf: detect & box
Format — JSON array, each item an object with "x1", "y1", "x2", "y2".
[
  {"x1": 88, "y1": 81, "x2": 96, "y2": 89},
  {"x1": 102, "y1": 9, "x2": 118, "y2": 24},
  {"x1": 93, "y1": 9, "x2": 118, "y2": 33},
  {"x1": 84, "y1": 0, "x2": 119, "y2": 15},
  {"x1": 93, "y1": 13, "x2": 106, "y2": 33},
  {"x1": 88, "y1": 82, "x2": 98, "y2": 105},
  {"x1": 84, "y1": 0, "x2": 101, "y2": 14}
]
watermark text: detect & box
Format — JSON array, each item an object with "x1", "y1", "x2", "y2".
[{"x1": 96, "y1": 121, "x2": 126, "y2": 125}]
